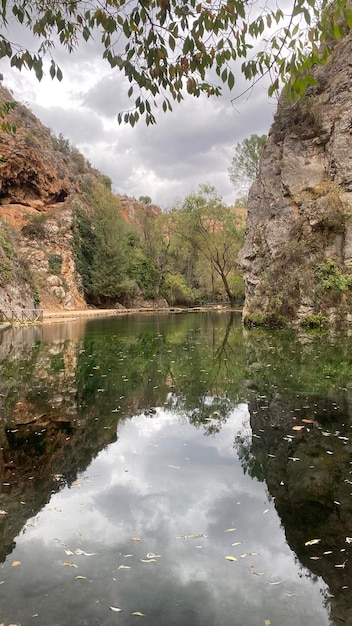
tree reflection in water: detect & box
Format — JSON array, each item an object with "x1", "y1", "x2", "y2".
[{"x1": 0, "y1": 313, "x2": 351, "y2": 623}]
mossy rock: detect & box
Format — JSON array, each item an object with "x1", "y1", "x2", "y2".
[{"x1": 243, "y1": 313, "x2": 287, "y2": 329}]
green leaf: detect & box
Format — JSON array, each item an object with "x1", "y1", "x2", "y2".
[{"x1": 228, "y1": 71, "x2": 234, "y2": 90}]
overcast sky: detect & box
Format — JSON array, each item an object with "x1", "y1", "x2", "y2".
[{"x1": 0, "y1": 20, "x2": 276, "y2": 209}]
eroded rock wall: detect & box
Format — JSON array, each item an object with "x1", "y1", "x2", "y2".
[{"x1": 240, "y1": 31, "x2": 352, "y2": 327}]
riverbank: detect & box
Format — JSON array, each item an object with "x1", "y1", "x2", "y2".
[{"x1": 42, "y1": 304, "x2": 236, "y2": 324}]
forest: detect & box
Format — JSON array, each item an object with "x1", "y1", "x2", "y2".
[{"x1": 72, "y1": 180, "x2": 245, "y2": 308}]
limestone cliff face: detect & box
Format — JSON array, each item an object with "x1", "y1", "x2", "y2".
[{"x1": 240, "y1": 31, "x2": 352, "y2": 327}]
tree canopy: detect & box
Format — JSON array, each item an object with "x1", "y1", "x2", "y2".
[
  {"x1": 0, "y1": 0, "x2": 352, "y2": 125},
  {"x1": 175, "y1": 184, "x2": 244, "y2": 305},
  {"x1": 229, "y1": 133, "x2": 267, "y2": 194}
]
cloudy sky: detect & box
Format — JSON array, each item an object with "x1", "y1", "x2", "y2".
[{"x1": 0, "y1": 17, "x2": 277, "y2": 209}]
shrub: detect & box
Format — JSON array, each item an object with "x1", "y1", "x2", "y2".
[
  {"x1": 300, "y1": 314, "x2": 329, "y2": 330},
  {"x1": 48, "y1": 253, "x2": 63, "y2": 276},
  {"x1": 22, "y1": 214, "x2": 46, "y2": 239}
]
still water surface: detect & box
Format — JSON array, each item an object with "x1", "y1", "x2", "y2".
[{"x1": 0, "y1": 312, "x2": 351, "y2": 625}]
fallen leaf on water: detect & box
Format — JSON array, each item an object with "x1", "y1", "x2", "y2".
[
  {"x1": 251, "y1": 571, "x2": 264, "y2": 576},
  {"x1": 231, "y1": 542, "x2": 242, "y2": 547},
  {"x1": 123, "y1": 554, "x2": 133, "y2": 558},
  {"x1": 168, "y1": 465, "x2": 180, "y2": 469},
  {"x1": 323, "y1": 551, "x2": 333, "y2": 555},
  {"x1": 264, "y1": 621, "x2": 271, "y2": 625},
  {"x1": 346, "y1": 537, "x2": 352, "y2": 544},
  {"x1": 224, "y1": 556, "x2": 238, "y2": 562},
  {"x1": 292, "y1": 425, "x2": 304, "y2": 431},
  {"x1": 240, "y1": 552, "x2": 258, "y2": 558},
  {"x1": 0, "y1": 581, "x2": 4, "y2": 585},
  {"x1": 182, "y1": 533, "x2": 205, "y2": 539},
  {"x1": 63, "y1": 562, "x2": 78, "y2": 568},
  {"x1": 131, "y1": 537, "x2": 141, "y2": 542},
  {"x1": 74, "y1": 549, "x2": 96, "y2": 556},
  {"x1": 118, "y1": 565, "x2": 131, "y2": 570},
  {"x1": 140, "y1": 559, "x2": 156, "y2": 563},
  {"x1": 266, "y1": 580, "x2": 284, "y2": 585},
  {"x1": 110, "y1": 607, "x2": 122, "y2": 612},
  {"x1": 132, "y1": 612, "x2": 145, "y2": 616},
  {"x1": 326, "y1": 451, "x2": 333, "y2": 455},
  {"x1": 11, "y1": 561, "x2": 21, "y2": 567},
  {"x1": 263, "y1": 509, "x2": 269, "y2": 514},
  {"x1": 0, "y1": 510, "x2": 8, "y2": 516},
  {"x1": 288, "y1": 457, "x2": 300, "y2": 462},
  {"x1": 75, "y1": 576, "x2": 87, "y2": 580},
  {"x1": 310, "y1": 556, "x2": 321, "y2": 560},
  {"x1": 64, "y1": 549, "x2": 74, "y2": 556},
  {"x1": 335, "y1": 561, "x2": 347, "y2": 568},
  {"x1": 305, "y1": 539, "x2": 321, "y2": 546},
  {"x1": 146, "y1": 552, "x2": 161, "y2": 559},
  {"x1": 224, "y1": 528, "x2": 236, "y2": 532}
]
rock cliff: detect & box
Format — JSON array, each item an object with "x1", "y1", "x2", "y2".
[
  {"x1": 240, "y1": 30, "x2": 352, "y2": 327},
  {"x1": 0, "y1": 85, "x2": 160, "y2": 313}
]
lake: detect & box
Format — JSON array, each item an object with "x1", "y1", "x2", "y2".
[{"x1": 0, "y1": 311, "x2": 351, "y2": 625}]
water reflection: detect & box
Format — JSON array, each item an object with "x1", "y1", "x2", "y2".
[{"x1": 0, "y1": 313, "x2": 351, "y2": 623}]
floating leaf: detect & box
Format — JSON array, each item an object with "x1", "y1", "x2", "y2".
[
  {"x1": 75, "y1": 575, "x2": 87, "y2": 579},
  {"x1": 63, "y1": 562, "x2": 78, "y2": 568},
  {"x1": 64, "y1": 549, "x2": 74, "y2": 556},
  {"x1": 224, "y1": 556, "x2": 238, "y2": 562},
  {"x1": 323, "y1": 551, "x2": 333, "y2": 555},
  {"x1": 0, "y1": 510, "x2": 8, "y2": 515},
  {"x1": 305, "y1": 539, "x2": 321, "y2": 546},
  {"x1": 131, "y1": 537, "x2": 141, "y2": 541},
  {"x1": 231, "y1": 542, "x2": 242, "y2": 547},
  {"x1": 292, "y1": 425, "x2": 304, "y2": 431},
  {"x1": 264, "y1": 621, "x2": 271, "y2": 626},
  {"x1": 310, "y1": 556, "x2": 321, "y2": 560},
  {"x1": 266, "y1": 580, "x2": 284, "y2": 585},
  {"x1": 335, "y1": 561, "x2": 347, "y2": 568},
  {"x1": 251, "y1": 571, "x2": 264, "y2": 576},
  {"x1": 240, "y1": 552, "x2": 258, "y2": 558},
  {"x1": 140, "y1": 559, "x2": 156, "y2": 563},
  {"x1": 181, "y1": 533, "x2": 205, "y2": 539},
  {"x1": 346, "y1": 537, "x2": 352, "y2": 544},
  {"x1": 11, "y1": 561, "x2": 21, "y2": 567},
  {"x1": 132, "y1": 612, "x2": 145, "y2": 616},
  {"x1": 168, "y1": 465, "x2": 180, "y2": 469},
  {"x1": 224, "y1": 528, "x2": 236, "y2": 532},
  {"x1": 110, "y1": 607, "x2": 122, "y2": 612},
  {"x1": 74, "y1": 549, "x2": 96, "y2": 556},
  {"x1": 146, "y1": 552, "x2": 161, "y2": 559},
  {"x1": 118, "y1": 565, "x2": 131, "y2": 570}
]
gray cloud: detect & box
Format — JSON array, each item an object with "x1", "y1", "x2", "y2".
[{"x1": 0, "y1": 24, "x2": 275, "y2": 208}]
